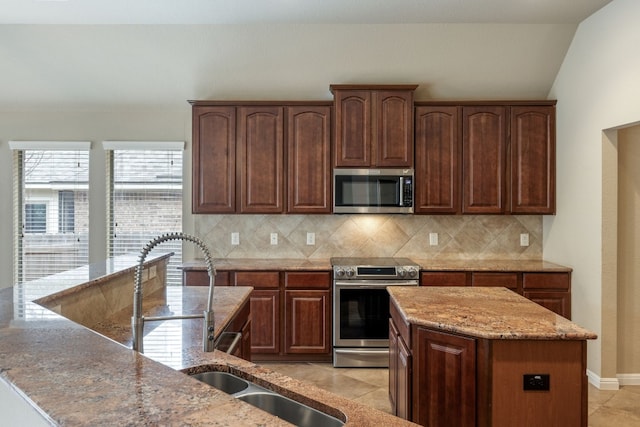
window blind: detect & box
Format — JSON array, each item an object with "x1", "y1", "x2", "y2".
[
  {"x1": 13, "y1": 148, "x2": 90, "y2": 285},
  {"x1": 106, "y1": 147, "x2": 183, "y2": 286}
]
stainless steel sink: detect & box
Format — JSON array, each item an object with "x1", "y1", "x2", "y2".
[
  {"x1": 191, "y1": 371, "x2": 249, "y2": 395},
  {"x1": 190, "y1": 371, "x2": 345, "y2": 426},
  {"x1": 237, "y1": 392, "x2": 344, "y2": 427}
]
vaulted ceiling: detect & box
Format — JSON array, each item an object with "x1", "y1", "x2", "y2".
[{"x1": 0, "y1": 0, "x2": 614, "y2": 109}]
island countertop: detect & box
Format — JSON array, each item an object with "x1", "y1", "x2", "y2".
[
  {"x1": 0, "y1": 254, "x2": 414, "y2": 426},
  {"x1": 388, "y1": 286, "x2": 596, "y2": 340}
]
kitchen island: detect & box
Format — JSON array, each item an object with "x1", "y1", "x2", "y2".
[
  {"x1": 0, "y1": 254, "x2": 413, "y2": 426},
  {"x1": 387, "y1": 286, "x2": 597, "y2": 427}
]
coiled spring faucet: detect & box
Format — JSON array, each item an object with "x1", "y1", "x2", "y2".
[{"x1": 131, "y1": 232, "x2": 216, "y2": 353}]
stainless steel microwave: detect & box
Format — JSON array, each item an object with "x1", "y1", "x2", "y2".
[{"x1": 333, "y1": 168, "x2": 414, "y2": 214}]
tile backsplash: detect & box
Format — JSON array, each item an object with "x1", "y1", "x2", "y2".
[{"x1": 194, "y1": 214, "x2": 542, "y2": 260}]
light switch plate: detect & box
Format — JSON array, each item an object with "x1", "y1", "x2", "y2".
[
  {"x1": 520, "y1": 233, "x2": 530, "y2": 247},
  {"x1": 231, "y1": 232, "x2": 240, "y2": 245},
  {"x1": 270, "y1": 233, "x2": 278, "y2": 245},
  {"x1": 429, "y1": 233, "x2": 438, "y2": 246}
]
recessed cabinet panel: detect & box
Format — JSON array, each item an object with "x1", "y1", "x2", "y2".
[
  {"x1": 414, "y1": 327, "x2": 476, "y2": 427},
  {"x1": 238, "y1": 106, "x2": 284, "y2": 213},
  {"x1": 462, "y1": 106, "x2": 507, "y2": 214},
  {"x1": 376, "y1": 90, "x2": 414, "y2": 167},
  {"x1": 334, "y1": 91, "x2": 371, "y2": 167},
  {"x1": 415, "y1": 106, "x2": 460, "y2": 213},
  {"x1": 285, "y1": 290, "x2": 331, "y2": 354},
  {"x1": 192, "y1": 106, "x2": 236, "y2": 213},
  {"x1": 511, "y1": 106, "x2": 555, "y2": 214},
  {"x1": 287, "y1": 106, "x2": 332, "y2": 213}
]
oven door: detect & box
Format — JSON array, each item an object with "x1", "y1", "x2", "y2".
[{"x1": 333, "y1": 280, "x2": 416, "y2": 348}]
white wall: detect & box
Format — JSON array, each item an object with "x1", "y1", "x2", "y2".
[{"x1": 546, "y1": 0, "x2": 640, "y2": 384}]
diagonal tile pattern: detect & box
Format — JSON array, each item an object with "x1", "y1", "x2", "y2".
[
  {"x1": 195, "y1": 214, "x2": 543, "y2": 260},
  {"x1": 261, "y1": 362, "x2": 640, "y2": 425}
]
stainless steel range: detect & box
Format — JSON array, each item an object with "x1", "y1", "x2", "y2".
[{"x1": 331, "y1": 257, "x2": 419, "y2": 368}]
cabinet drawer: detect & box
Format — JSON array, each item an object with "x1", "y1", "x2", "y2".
[
  {"x1": 522, "y1": 273, "x2": 569, "y2": 290},
  {"x1": 183, "y1": 270, "x2": 231, "y2": 286},
  {"x1": 284, "y1": 271, "x2": 331, "y2": 289},
  {"x1": 472, "y1": 272, "x2": 518, "y2": 290},
  {"x1": 421, "y1": 271, "x2": 468, "y2": 286},
  {"x1": 235, "y1": 271, "x2": 280, "y2": 289}
]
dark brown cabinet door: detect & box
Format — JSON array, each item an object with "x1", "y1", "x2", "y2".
[
  {"x1": 415, "y1": 106, "x2": 460, "y2": 213},
  {"x1": 523, "y1": 272, "x2": 571, "y2": 318},
  {"x1": 333, "y1": 90, "x2": 371, "y2": 167},
  {"x1": 462, "y1": 106, "x2": 507, "y2": 214},
  {"x1": 420, "y1": 271, "x2": 469, "y2": 286},
  {"x1": 332, "y1": 86, "x2": 416, "y2": 167},
  {"x1": 238, "y1": 106, "x2": 284, "y2": 213},
  {"x1": 192, "y1": 106, "x2": 236, "y2": 213},
  {"x1": 510, "y1": 106, "x2": 556, "y2": 214},
  {"x1": 389, "y1": 319, "x2": 399, "y2": 413},
  {"x1": 287, "y1": 106, "x2": 332, "y2": 213},
  {"x1": 414, "y1": 327, "x2": 476, "y2": 427},
  {"x1": 396, "y1": 332, "x2": 412, "y2": 420},
  {"x1": 249, "y1": 290, "x2": 280, "y2": 354},
  {"x1": 375, "y1": 90, "x2": 414, "y2": 167},
  {"x1": 284, "y1": 290, "x2": 331, "y2": 354}
]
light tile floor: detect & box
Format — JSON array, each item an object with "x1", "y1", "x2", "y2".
[{"x1": 261, "y1": 362, "x2": 640, "y2": 426}]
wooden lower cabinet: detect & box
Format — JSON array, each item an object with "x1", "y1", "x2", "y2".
[
  {"x1": 249, "y1": 289, "x2": 280, "y2": 354},
  {"x1": 413, "y1": 327, "x2": 476, "y2": 427},
  {"x1": 190, "y1": 269, "x2": 334, "y2": 361},
  {"x1": 420, "y1": 270, "x2": 571, "y2": 318},
  {"x1": 284, "y1": 290, "x2": 331, "y2": 354},
  {"x1": 390, "y1": 300, "x2": 589, "y2": 427}
]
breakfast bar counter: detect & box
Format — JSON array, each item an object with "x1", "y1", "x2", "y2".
[{"x1": 0, "y1": 254, "x2": 415, "y2": 426}]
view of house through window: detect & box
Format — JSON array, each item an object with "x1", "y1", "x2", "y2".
[
  {"x1": 15, "y1": 149, "x2": 90, "y2": 283},
  {"x1": 107, "y1": 148, "x2": 183, "y2": 286}
]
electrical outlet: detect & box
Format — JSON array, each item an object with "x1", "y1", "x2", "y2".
[
  {"x1": 231, "y1": 232, "x2": 240, "y2": 245},
  {"x1": 523, "y1": 374, "x2": 550, "y2": 391},
  {"x1": 520, "y1": 233, "x2": 530, "y2": 247},
  {"x1": 306, "y1": 232, "x2": 315, "y2": 245},
  {"x1": 270, "y1": 233, "x2": 278, "y2": 245},
  {"x1": 429, "y1": 232, "x2": 438, "y2": 246}
]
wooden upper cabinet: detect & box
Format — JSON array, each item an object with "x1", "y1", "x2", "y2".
[
  {"x1": 414, "y1": 106, "x2": 460, "y2": 213},
  {"x1": 462, "y1": 106, "x2": 507, "y2": 214},
  {"x1": 237, "y1": 106, "x2": 284, "y2": 213},
  {"x1": 375, "y1": 90, "x2": 415, "y2": 167},
  {"x1": 510, "y1": 106, "x2": 556, "y2": 214},
  {"x1": 331, "y1": 85, "x2": 416, "y2": 168},
  {"x1": 192, "y1": 106, "x2": 236, "y2": 213},
  {"x1": 333, "y1": 90, "x2": 371, "y2": 167},
  {"x1": 287, "y1": 106, "x2": 332, "y2": 213}
]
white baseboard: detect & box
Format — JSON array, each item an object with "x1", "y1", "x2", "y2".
[
  {"x1": 586, "y1": 369, "x2": 619, "y2": 390},
  {"x1": 586, "y1": 370, "x2": 640, "y2": 389},
  {"x1": 617, "y1": 373, "x2": 640, "y2": 386}
]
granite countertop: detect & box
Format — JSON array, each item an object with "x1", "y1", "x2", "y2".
[
  {"x1": 388, "y1": 286, "x2": 596, "y2": 340},
  {"x1": 181, "y1": 258, "x2": 571, "y2": 272},
  {"x1": 1, "y1": 255, "x2": 415, "y2": 426}
]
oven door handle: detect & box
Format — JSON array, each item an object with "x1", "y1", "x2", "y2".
[{"x1": 334, "y1": 280, "x2": 418, "y2": 287}]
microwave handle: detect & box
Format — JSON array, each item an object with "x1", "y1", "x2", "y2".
[{"x1": 399, "y1": 177, "x2": 404, "y2": 206}]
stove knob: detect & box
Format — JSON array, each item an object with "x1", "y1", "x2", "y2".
[
  {"x1": 345, "y1": 268, "x2": 355, "y2": 277},
  {"x1": 407, "y1": 267, "x2": 418, "y2": 278},
  {"x1": 335, "y1": 268, "x2": 345, "y2": 278},
  {"x1": 397, "y1": 268, "x2": 407, "y2": 278}
]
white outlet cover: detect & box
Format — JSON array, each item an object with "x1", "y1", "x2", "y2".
[
  {"x1": 231, "y1": 232, "x2": 240, "y2": 245},
  {"x1": 270, "y1": 233, "x2": 278, "y2": 245},
  {"x1": 306, "y1": 232, "x2": 315, "y2": 245},
  {"x1": 429, "y1": 232, "x2": 438, "y2": 246},
  {"x1": 520, "y1": 233, "x2": 530, "y2": 247}
]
